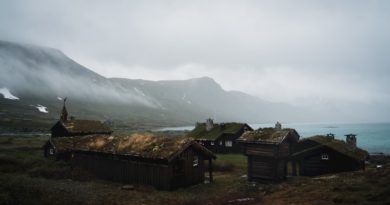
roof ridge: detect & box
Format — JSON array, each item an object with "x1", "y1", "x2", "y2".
[{"x1": 52, "y1": 134, "x2": 215, "y2": 161}]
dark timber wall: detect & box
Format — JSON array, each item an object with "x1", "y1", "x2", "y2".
[
  {"x1": 51, "y1": 122, "x2": 69, "y2": 137},
  {"x1": 71, "y1": 147, "x2": 207, "y2": 190},
  {"x1": 243, "y1": 141, "x2": 294, "y2": 180},
  {"x1": 196, "y1": 125, "x2": 250, "y2": 154},
  {"x1": 296, "y1": 147, "x2": 365, "y2": 176},
  {"x1": 73, "y1": 152, "x2": 172, "y2": 189},
  {"x1": 199, "y1": 138, "x2": 243, "y2": 154},
  {"x1": 172, "y1": 148, "x2": 205, "y2": 188}
]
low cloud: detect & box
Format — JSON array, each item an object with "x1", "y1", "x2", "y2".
[{"x1": 0, "y1": 0, "x2": 389, "y2": 122}]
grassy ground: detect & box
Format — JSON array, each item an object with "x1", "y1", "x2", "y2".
[
  {"x1": 261, "y1": 167, "x2": 390, "y2": 205},
  {"x1": 0, "y1": 135, "x2": 262, "y2": 205},
  {"x1": 0, "y1": 135, "x2": 389, "y2": 205}
]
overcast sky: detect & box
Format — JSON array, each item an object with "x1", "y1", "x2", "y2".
[{"x1": 1, "y1": 0, "x2": 389, "y2": 112}]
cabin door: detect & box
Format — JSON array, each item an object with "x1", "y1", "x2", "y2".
[{"x1": 173, "y1": 160, "x2": 185, "y2": 188}]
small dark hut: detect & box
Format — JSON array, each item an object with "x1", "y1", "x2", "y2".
[
  {"x1": 44, "y1": 134, "x2": 216, "y2": 190},
  {"x1": 51, "y1": 98, "x2": 112, "y2": 137},
  {"x1": 186, "y1": 119, "x2": 253, "y2": 153},
  {"x1": 291, "y1": 134, "x2": 368, "y2": 176},
  {"x1": 237, "y1": 123, "x2": 300, "y2": 181}
]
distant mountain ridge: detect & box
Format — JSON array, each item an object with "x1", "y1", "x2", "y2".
[{"x1": 0, "y1": 40, "x2": 302, "y2": 130}]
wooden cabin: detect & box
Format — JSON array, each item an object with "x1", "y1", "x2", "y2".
[
  {"x1": 237, "y1": 123, "x2": 300, "y2": 181},
  {"x1": 51, "y1": 99, "x2": 112, "y2": 137},
  {"x1": 43, "y1": 134, "x2": 216, "y2": 190},
  {"x1": 186, "y1": 119, "x2": 253, "y2": 153},
  {"x1": 291, "y1": 134, "x2": 368, "y2": 176}
]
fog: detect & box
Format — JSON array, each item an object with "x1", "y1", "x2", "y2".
[
  {"x1": 0, "y1": 43, "x2": 159, "y2": 108},
  {"x1": 0, "y1": 0, "x2": 389, "y2": 122}
]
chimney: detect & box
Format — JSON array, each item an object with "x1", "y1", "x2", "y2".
[
  {"x1": 275, "y1": 121, "x2": 282, "y2": 130},
  {"x1": 326, "y1": 133, "x2": 335, "y2": 140},
  {"x1": 206, "y1": 118, "x2": 214, "y2": 131},
  {"x1": 345, "y1": 134, "x2": 357, "y2": 149}
]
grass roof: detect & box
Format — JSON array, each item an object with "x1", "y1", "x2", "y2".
[
  {"x1": 186, "y1": 123, "x2": 249, "y2": 140},
  {"x1": 52, "y1": 133, "x2": 215, "y2": 161},
  {"x1": 59, "y1": 119, "x2": 112, "y2": 134},
  {"x1": 293, "y1": 135, "x2": 368, "y2": 160},
  {"x1": 238, "y1": 128, "x2": 299, "y2": 144}
]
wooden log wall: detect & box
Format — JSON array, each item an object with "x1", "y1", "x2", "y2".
[
  {"x1": 298, "y1": 147, "x2": 364, "y2": 176},
  {"x1": 245, "y1": 144, "x2": 277, "y2": 157},
  {"x1": 73, "y1": 152, "x2": 173, "y2": 190},
  {"x1": 248, "y1": 156, "x2": 276, "y2": 180}
]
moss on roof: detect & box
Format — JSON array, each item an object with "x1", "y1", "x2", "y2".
[
  {"x1": 59, "y1": 119, "x2": 112, "y2": 134},
  {"x1": 293, "y1": 135, "x2": 368, "y2": 160},
  {"x1": 186, "y1": 123, "x2": 249, "y2": 140},
  {"x1": 52, "y1": 133, "x2": 215, "y2": 161},
  {"x1": 238, "y1": 128, "x2": 299, "y2": 144}
]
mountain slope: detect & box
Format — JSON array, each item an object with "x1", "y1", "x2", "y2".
[{"x1": 0, "y1": 40, "x2": 300, "y2": 131}]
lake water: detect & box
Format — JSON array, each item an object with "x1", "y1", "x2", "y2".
[{"x1": 158, "y1": 123, "x2": 390, "y2": 154}]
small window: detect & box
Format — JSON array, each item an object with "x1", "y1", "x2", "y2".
[
  {"x1": 225, "y1": 141, "x2": 233, "y2": 147},
  {"x1": 210, "y1": 141, "x2": 214, "y2": 146},
  {"x1": 321, "y1": 154, "x2": 329, "y2": 160},
  {"x1": 219, "y1": 141, "x2": 223, "y2": 145},
  {"x1": 193, "y1": 156, "x2": 199, "y2": 167},
  {"x1": 49, "y1": 148, "x2": 54, "y2": 155}
]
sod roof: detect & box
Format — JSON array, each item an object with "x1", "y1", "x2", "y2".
[
  {"x1": 186, "y1": 123, "x2": 251, "y2": 140},
  {"x1": 293, "y1": 135, "x2": 368, "y2": 161},
  {"x1": 51, "y1": 133, "x2": 216, "y2": 161},
  {"x1": 53, "y1": 119, "x2": 112, "y2": 135},
  {"x1": 237, "y1": 128, "x2": 300, "y2": 144}
]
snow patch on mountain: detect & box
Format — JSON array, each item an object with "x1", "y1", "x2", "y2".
[
  {"x1": 181, "y1": 93, "x2": 191, "y2": 104},
  {"x1": 0, "y1": 87, "x2": 19, "y2": 100},
  {"x1": 133, "y1": 87, "x2": 146, "y2": 97},
  {"x1": 31, "y1": 104, "x2": 48, "y2": 113}
]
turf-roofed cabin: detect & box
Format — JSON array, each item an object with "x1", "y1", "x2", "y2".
[
  {"x1": 50, "y1": 99, "x2": 112, "y2": 137},
  {"x1": 186, "y1": 119, "x2": 253, "y2": 153},
  {"x1": 291, "y1": 133, "x2": 368, "y2": 176},
  {"x1": 43, "y1": 134, "x2": 216, "y2": 190},
  {"x1": 237, "y1": 122, "x2": 300, "y2": 181}
]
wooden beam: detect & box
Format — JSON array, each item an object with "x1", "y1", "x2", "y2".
[
  {"x1": 292, "y1": 161, "x2": 297, "y2": 176},
  {"x1": 208, "y1": 159, "x2": 213, "y2": 183}
]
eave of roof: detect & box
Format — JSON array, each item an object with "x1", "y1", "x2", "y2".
[{"x1": 237, "y1": 128, "x2": 299, "y2": 144}]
